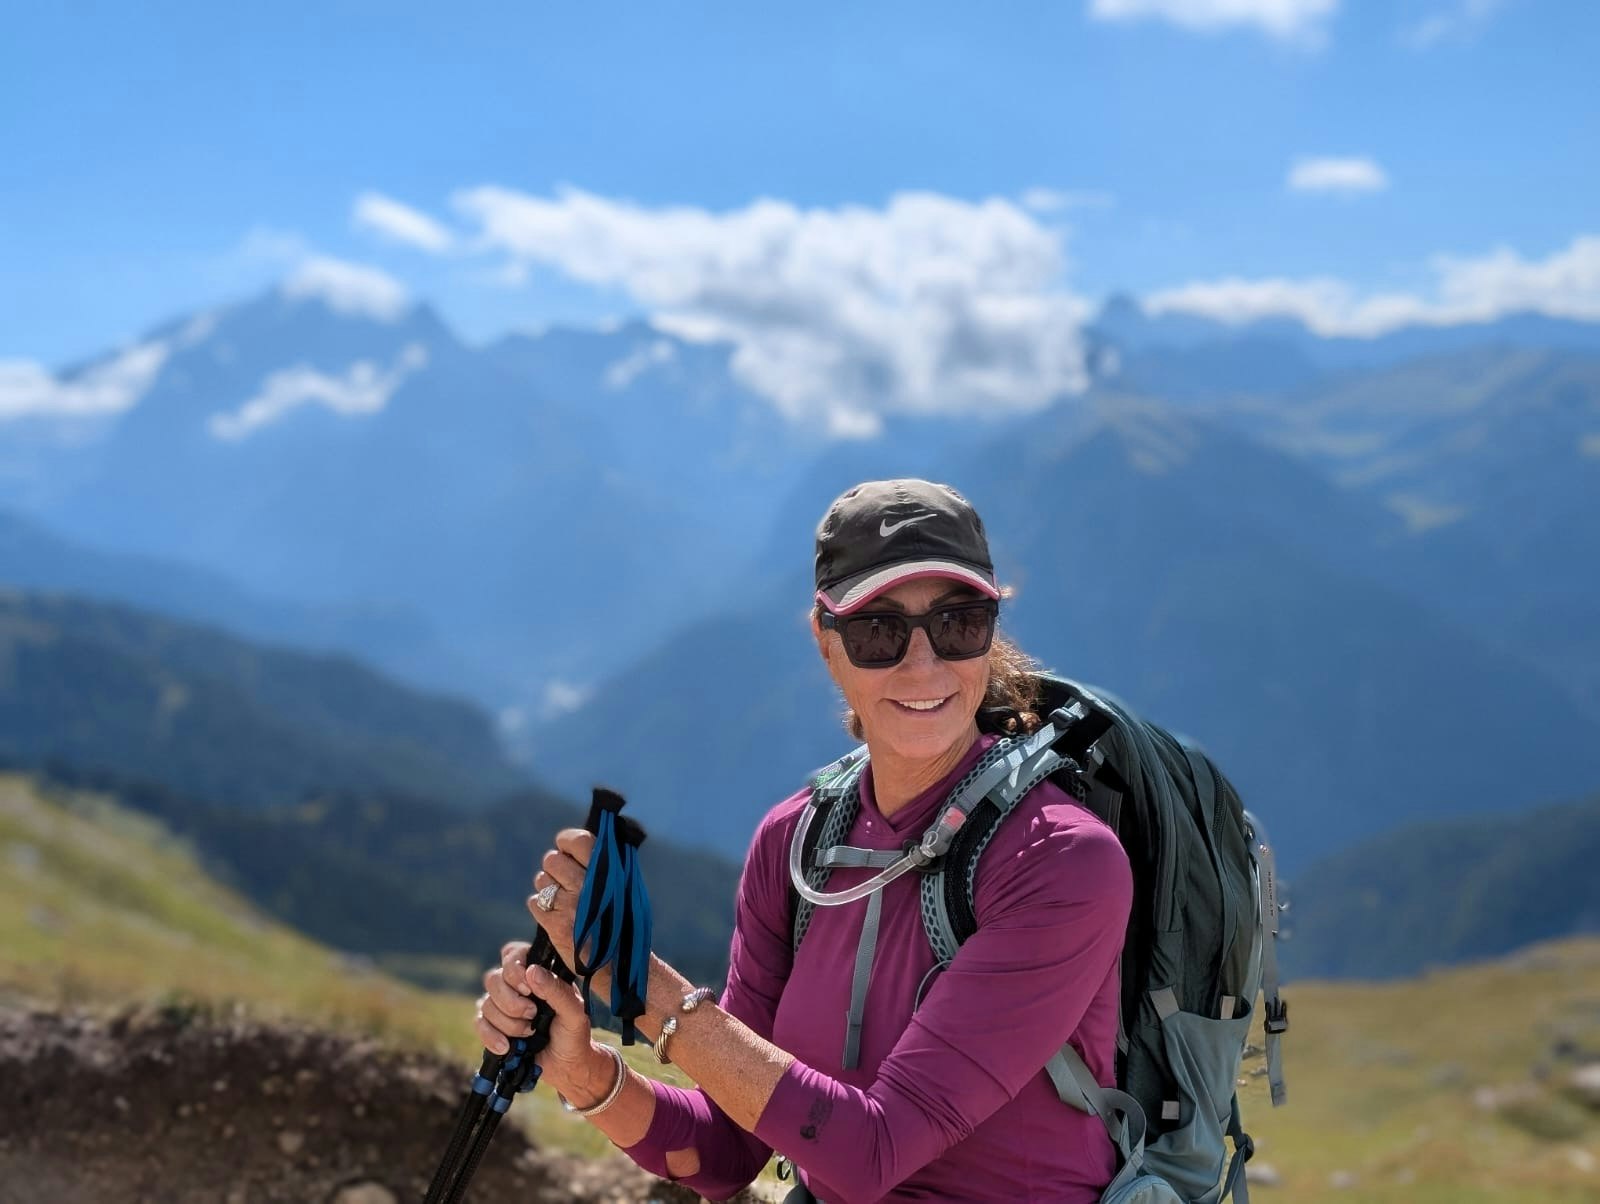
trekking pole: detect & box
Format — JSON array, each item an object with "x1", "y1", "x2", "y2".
[{"x1": 423, "y1": 788, "x2": 649, "y2": 1204}]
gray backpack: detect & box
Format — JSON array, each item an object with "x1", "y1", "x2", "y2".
[{"x1": 787, "y1": 673, "x2": 1289, "y2": 1204}]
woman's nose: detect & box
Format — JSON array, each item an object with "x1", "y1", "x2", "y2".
[{"x1": 901, "y1": 626, "x2": 938, "y2": 667}]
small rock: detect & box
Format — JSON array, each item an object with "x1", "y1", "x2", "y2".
[
  {"x1": 1329, "y1": 1170, "x2": 1358, "y2": 1189},
  {"x1": 8, "y1": 842, "x2": 40, "y2": 873},
  {"x1": 175, "y1": 1103, "x2": 193, "y2": 1119},
  {"x1": 278, "y1": 1129, "x2": 305, "y2": 1156},
  {"x1": 1246, "y1": 1161, "x2": 1280, "y2": 1187},
  {"x1": 1566, "y1": 1147, "x2": 1596, "y2": 1173},
  {"x1": 112, "y1": 1095, "x2": 130, "y2": 1113},
  {"x1": 213, "y1": 1077, "x2": 229, "y2": 1093},
  {"x1": 1428, "y1": 1063, "x2": 1466, "y2": 1088},
  {"x1": 1562, "y1": 1062, "x2": 1600, "y2": 1111},
  {"x1": 329, "y1": 1184, "x2": 397, "y2": 1204}
]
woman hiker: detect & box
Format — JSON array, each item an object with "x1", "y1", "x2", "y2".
[{"x1": 475, "y1": 478, "x2": 1133, "y2": 1203}]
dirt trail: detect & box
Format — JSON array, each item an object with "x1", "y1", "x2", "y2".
[{"x1": 0, "y1": 1004, "x2": 759, "y2": 1204}]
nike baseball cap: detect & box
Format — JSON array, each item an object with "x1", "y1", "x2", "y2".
[{"x1": 814, "y1": 479, "x2": 1000, "y2": 615}]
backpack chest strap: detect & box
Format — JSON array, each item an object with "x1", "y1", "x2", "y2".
[{"x1": 815, "y1": 846, "x2": 907, "y2": 869}]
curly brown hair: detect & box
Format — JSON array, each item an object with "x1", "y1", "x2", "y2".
[{"x1": 813, "y1": 597, "x2": 1044, "y2": 740}]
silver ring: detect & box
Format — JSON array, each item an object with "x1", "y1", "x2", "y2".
[{"x1": 534, "y1": 883, "x2": 560, "y2": 912}]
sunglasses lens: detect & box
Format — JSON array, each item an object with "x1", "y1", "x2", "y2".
[
  {"x1": 929, "y1": 604, "x2": 996, "y2": 658},
  {"x1": 841, "y1": 614, "x2": 910, "y2": 666},
  {"x1": 834, "y1": 602, "x2": 996, "y2": 667}
]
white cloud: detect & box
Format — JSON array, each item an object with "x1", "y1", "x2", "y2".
[
  {"x1": 353, "y1": 191, "x2": 456, "y2": 253},
  {"x1": 1401, "y1": 0, "x2": 1505, "y2": 49},
  {"x1": 1144, "y1": 233, "x2": 1600, "y2": 335},
  {"x1": 604, "y1": 338, "x2": 678, "y2": 390},
  {"x1": 1087, "y1": 0, "x2": 1337, "y2": 43},
  {"x1": 1287, "y1": 156, "x2": 1389, "y2": 195},
  {"x1": 281, "y1": 256, "x2": 411, "y2": 321},
  {"x1": 451, "y1": 185, "x2": 1090, "y2": 435},
  {"x1": 237, "y1": 226, "x2": 312, "y2": 264},
  {"x1": 0, "y1": 341, "x2": 170, "y2": 423},
  {"x1": 1021, "y1": 187, "x2": 1116, "y2": 214},
  {"x1": 208, "y1": 344, "x2": 428, "y2": 441},
  {"x1": 538, "y1": 681, "x2": 593, "y2": 719}
]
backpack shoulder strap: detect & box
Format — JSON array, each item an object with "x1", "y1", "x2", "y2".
[
  {"x1": 788, "y1": 746, "x2": 869, "y2": 951},
  {"x1": 920, "y1": 695, "x2": 1104, "y2": 962}
]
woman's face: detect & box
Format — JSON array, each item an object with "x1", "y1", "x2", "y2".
[{"x1": 814, "y1": 577, "x2": 991, "y2": 765}]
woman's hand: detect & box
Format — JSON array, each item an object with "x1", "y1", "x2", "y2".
[
  {"x1": 476, "y1": 938, "x2": 616, "y2": 1105},
  {"x1": 526, "y1": 827, "x2": 595, "y2": 972},
  {"x1": 472, "y1": 828, "x2": 615, "y2": 1101}
]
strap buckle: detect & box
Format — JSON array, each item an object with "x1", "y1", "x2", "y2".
[{"x1": 1263, "y1": 998, "x2": 1289, "y2": 1036}]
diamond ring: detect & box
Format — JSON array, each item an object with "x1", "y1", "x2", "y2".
[{"x1": 533, "y1": 883, "x2": 560, "y2": 912}]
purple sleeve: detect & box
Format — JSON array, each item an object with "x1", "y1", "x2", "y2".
[
  {"x1": 621, "y1": 794, "x2": 805, "y2": 1200},
  {"x1": 751, "y1": 816, "x2": 1132, "y2": 1204}
]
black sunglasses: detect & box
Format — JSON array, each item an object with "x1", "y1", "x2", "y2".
[{"x1": 820, "y1": 600, "x2": 999, "y2": 669}]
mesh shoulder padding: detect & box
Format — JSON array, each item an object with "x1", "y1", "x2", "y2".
[
  {"x1": 922, "y1": 735, "x2": 1073, "y2": 958},
  {"x1": 791, "y1": 769, "x2": 864, "y2": 950}
]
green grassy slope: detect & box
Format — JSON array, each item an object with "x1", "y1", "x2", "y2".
[{"x1": 1244, "y1": 940, "x2": 1600, "y2": 1202}]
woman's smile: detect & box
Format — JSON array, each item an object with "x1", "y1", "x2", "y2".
[{"x1": 890, "y1": 695, "x2": 951, "y2": 712}]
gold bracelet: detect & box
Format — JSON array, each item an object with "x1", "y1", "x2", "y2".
[
  {"x1": 654, "y1": 986, "x2": 715, "y2": 1064},
  {"x1": 653, "y1": 1015, "x2": 679, "y2": 1064}
]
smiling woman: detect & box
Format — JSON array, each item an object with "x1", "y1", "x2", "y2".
[{"x1": 478, "y1": 479, "x2": 1133, "y2": 1203}]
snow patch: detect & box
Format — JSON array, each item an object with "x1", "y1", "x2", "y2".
[
  {"x1": 208, "y1": 344, "x2": 428, "y2": 440},
  {"x1": 0, "y1": 341, "x2": 170, "y2": 422}
]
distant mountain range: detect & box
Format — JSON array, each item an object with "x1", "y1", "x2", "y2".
[
  {"x1": 3, "y1": 287, "x2": 1596, "y2": 876},
  {"x1": 3, "y1": 578, "x2": 1595, "y2": 988},
  {"x1": 1283, "y1": 790, "x2": 1600, "y2": 980},
  {"x1": 0, "y1": 588, "x2": 523, "y2": 808}
]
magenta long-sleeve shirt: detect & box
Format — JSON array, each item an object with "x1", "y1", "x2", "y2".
[{"x1": 624, "y1": 734, "x2": 1133, "y2": 1203}]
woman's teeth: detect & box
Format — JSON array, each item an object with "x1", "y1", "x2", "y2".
[{"x1": 897, "y1": 698, "x2": 947, "y2": 711}]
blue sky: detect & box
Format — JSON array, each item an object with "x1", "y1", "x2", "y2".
[{"x1": 3, "y1": 0, "x2": 1598, "y2": 369}]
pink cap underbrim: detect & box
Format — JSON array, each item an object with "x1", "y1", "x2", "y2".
[{"x1": 818, "y1": 559, "x2": 1000, "y2": 615}]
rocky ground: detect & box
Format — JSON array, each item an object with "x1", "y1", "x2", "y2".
[{"x1": 0, "y1": 1003, "x2": 772, "y2": 1204}]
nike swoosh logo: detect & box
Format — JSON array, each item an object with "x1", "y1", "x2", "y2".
[{"x1": 880, "y1": 513, "x2": 936, "y2": 537}]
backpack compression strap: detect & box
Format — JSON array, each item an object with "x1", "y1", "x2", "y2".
[
  {"x1": 1045, "y1": 1041, "x2": 1156, "y2": 1200},
  {"x1": 1243, "y1": 809, "x2": 1288, "y2": 1107}
]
